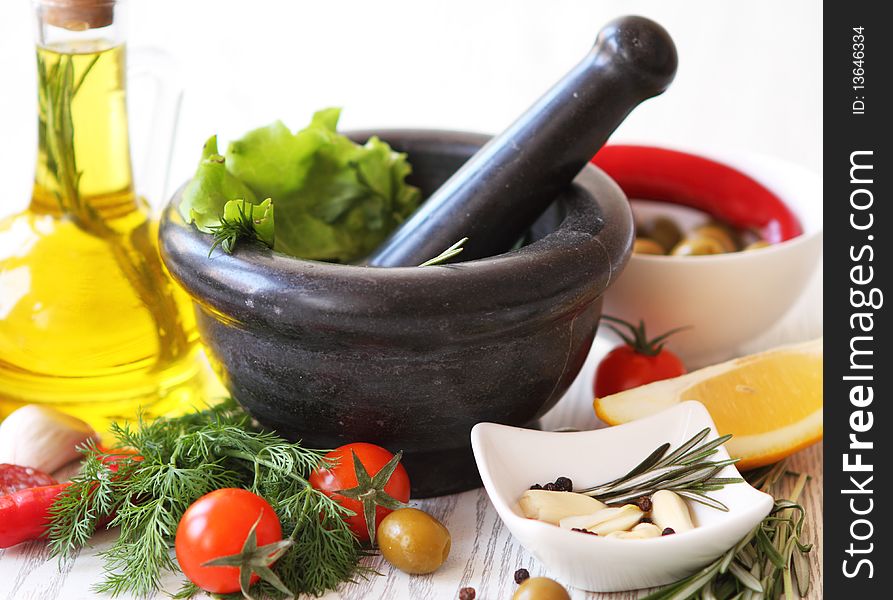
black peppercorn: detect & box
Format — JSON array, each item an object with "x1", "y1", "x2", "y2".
[
  {"x1": 459, "y1": 587, "x2": 476, "y2": 600},
  {"x1": 529, "y1": 483, "x2": 543, "y2": 490},
  {"x1": 514, "y1": 568, "x2": 530, "y2": 584},
  {"x1": 662, "y1": 527, "x2": 675, "y2": 536},
  {"x1": 635, "y1": 496, "x2": 653, "y2": 512},
  {"x1": 640, "y1": 517, "x2": 653, "y2": 524},
  {"x1": 543, "y1": 482, "x2": 557, "y2": 491},
  {"x1": 553, "y1": 476, "x2": 573, "y2": 492}
]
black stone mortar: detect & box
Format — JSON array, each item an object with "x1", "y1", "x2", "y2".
[{"x1": 159, "y1": 130, "x2": 634, "y2": 497}]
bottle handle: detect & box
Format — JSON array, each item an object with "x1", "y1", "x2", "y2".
[{"x1": 127, "y1": 45, "x2": 183, "y2": 212}]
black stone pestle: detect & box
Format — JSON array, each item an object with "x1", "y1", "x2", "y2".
[{"x1": 365, "y1": 16, "x2": 678, "y2": 267}]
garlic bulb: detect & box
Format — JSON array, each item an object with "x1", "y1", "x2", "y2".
[{"x1": 0, "y1": 405, "x2": 98, "y2": 474}]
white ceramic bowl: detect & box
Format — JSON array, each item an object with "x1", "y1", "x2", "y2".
[
  {"x1": 597, "y1": 145, "x2": 822, "y2": 367},
  {"x1": 470, "y1": 401, "x2": 773, "y2": 593}
]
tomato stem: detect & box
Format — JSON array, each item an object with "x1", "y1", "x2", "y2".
[
  {"x1": 601, "y1": 315, "x2": 690, "y2": 357},
  {"x1": 334, "y1": 451, "x2": 409, "y2": 544},
  {"x1": 201, "y1": 512, "x2": 294, "y2": 599}
]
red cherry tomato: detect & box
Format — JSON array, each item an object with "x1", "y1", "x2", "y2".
[
  {"x1": 175, "y1": 488, "x2": 283, "y2": 594},
  {"x1": 594, "y1": 317, "x2": 687, "y2": 397},
  {"x1": 309, "y1": 443, "x2": 410, "y2": 543},
  {"x1": 594, "y1": 345, "x2": 686, "y2": 397}
]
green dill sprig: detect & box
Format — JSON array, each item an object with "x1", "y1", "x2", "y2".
[
  {"x1": 207, "y1": 200, "x2": 273, "y2": 256},
  {"x1": 579, "y1": 428, "x2": 743, "y2": 510},
  {"x1": 48, "y1": 400, "x2": 366, "y2": 598},
  {"x1": 641, "y1": 460, "x2": 814, "y2": 600}
]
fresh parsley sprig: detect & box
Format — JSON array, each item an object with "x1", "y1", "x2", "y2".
[{"x1": 48, "y1": 400, "x2": 367, "y2": 598}]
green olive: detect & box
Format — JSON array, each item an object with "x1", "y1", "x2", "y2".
[
  {"x1": 376, "y1": 508, "x2": 451, "y2": 574},
  {"x1": 671, "y1": 236, "x2": 726, "y2": 256},
  {"x1": 694, "y1": 223, "x2": 739, "y2": 252},
  {"x1": 633, "y1": 237, "x2": 666, "y2": 255},
  {"x1": 745, "y1": 240, "x2": 771, "y2": 251},
  {"x1": 512, "y1": 577, "x2": 571, "y2": 600},
  {"x1": 649, "y1": 216, "x2": 683, "y2": 252}
]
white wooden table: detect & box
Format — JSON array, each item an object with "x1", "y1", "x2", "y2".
[{"x1": 0, "y1": 270, "x2": 823, "y2": 600}]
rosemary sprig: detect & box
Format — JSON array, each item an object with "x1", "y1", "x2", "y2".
[
  {"x1": 578, "y1": 428, "x2": 743, "y2": 511},
  {"x1": 418, "y1": 237, "x2": 468, "y2": 266},
  {"x1": 641, "y1": 459, "x2": 814, "y2": 600},
  {"x1": 48, "y1": 400, "x2": 367, "y2": 598},
  {"x1": 36, "y1": 47, "x2": 191, "y2": 365}
]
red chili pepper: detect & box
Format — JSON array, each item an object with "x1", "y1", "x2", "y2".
[
  {"x1": 0, "y1": 450, "x2": 142, "y2": 548},
  {"x1": 0, "y1": 483, "x2": 69, "y2": 548},
  {"x1": 98, "y1": 447, "x2": 143, "y2": 473},
  {"x1": 592, "y1": 145, "x2": 802, "y2": 243}
]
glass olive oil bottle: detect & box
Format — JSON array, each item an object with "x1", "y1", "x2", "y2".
[{"x1": 0, "y1": 0, "x2": 212, "y2": 433}]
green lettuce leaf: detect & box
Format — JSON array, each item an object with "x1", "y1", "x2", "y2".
[
  {"x1": 180, "y1": 109, "x2": 421, "y2": 261},
  {"x1": 270, "y1": 133, "x2": 423, "y2": 261},
  {"x1": 179, "y1": 136, "x2": 257, "y2": 232},
  {"x1": 225, "y1": 120, "x2": 322, "y2": 199}
]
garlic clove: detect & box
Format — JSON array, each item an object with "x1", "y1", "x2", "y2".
[
  {"x1": 651, "y1": 490, "x2": 694, "y2": 534},
  {"x1": 0, "y1": 405, "x2": 98, "y2": 474},
  {"x1": 606, "y1": 522, "x2": 663, "y2": 540},
  {"x1": 559, "y1": 506, "x2": 623, "y2": 530},
  {"x1": 559, "y1": 504, "x2": 643, "y2": 535},
  {"x1": 629, "y1": 522, "x2": 663, "y2": 538},
  {"x1": 589, "y1": 504, "x2": 644, "y2": 535},
  {"x1": 519, "y1": 490, "x2": 607, "y2": 524}
]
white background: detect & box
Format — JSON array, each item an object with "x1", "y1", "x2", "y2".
[{"x1": 1, "y1": 0, "x2": 821, "y2": 212}]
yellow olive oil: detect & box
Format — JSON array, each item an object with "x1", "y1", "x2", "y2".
[{"x1": 0, "y1": 42, "x2": 215, "y2": 434}]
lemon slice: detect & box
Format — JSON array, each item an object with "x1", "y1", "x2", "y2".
[{"x1": 594, "y1": 338, "x2": 822, "y2": 469}]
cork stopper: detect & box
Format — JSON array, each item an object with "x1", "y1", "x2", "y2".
[{"x1": 43, "y1": 0, "x2": 115, "y2": 31}]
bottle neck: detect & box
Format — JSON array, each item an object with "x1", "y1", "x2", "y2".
[{"x1": 30, "y1": 0, "x2": 137, "y2": 220}]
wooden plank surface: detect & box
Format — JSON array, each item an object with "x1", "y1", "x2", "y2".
[
  {"x1": 0, "y1": 439, "x2": 825, "y2": 600},
  {"x1": 0, "y1": 388, "x2": 825, "y2": 600}
]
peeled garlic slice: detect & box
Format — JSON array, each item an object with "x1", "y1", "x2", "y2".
[
  {"x1": 519, "y1": 490, "x2": 607, "y2": 525},
  {"x1": 651, "y1": 490, "x2": 694, "y2": 533},
  {"x1": 632, "y1": 522, "x2": 663, "y2": 536},
  {"x1": 0, "y1": 405, "x2": 98, "y2": 474},
  {"x1": 607, "y1": 522, "x2": 665, "y2": 539},
  {"x1": 559, "y1": 504, "x2": 643, "y2": 535}
]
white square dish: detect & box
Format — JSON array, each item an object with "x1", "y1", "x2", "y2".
[{"x1": 470, "y1": 401, "x2": 774, "y2": 592}]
